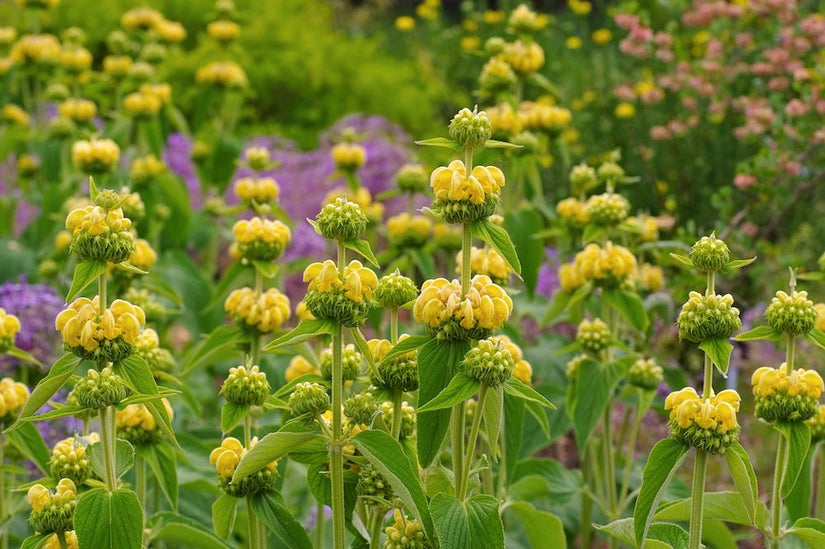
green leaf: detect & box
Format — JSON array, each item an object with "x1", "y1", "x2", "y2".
[
  {"x1": 6, "y1": 353, "x2": 81, "y2": 432},
  {"x1": 20, "y1": 534, "x2": 48, "y2": 549},
  {"x1": 699, "y1": 337, "x2": 734, "y2": 374},
  {"x1": 141, "y1": 443, "x2": 178, "y2": 511},
  {"x1": 343, "y1": 239, "x2": 379, "y2": 267},
  {"x1": 430, "y1": 494, "x2": 471, "y2": 549},
  {"x1": 569, "y1": 358, "x2": 623, "y2": 447},
  {"x1": 5, "y1": 346, "x2": 41, "y2": 366},
  {"x1": 471, "y1": 218, "x2": 522, "y2": 274},
  {"x1": 734, "y1": 325, "x2": 781, "y2": 342},
  {"x1": 89, "y1": 176, "x2": 100, "y2": 200},
  {"x1": 598, "y1": 518, "x2": 689, "y2": 549},
  {"x1": 634, "y1": 438, "x2": 690, "y2": 546},
  {"x1": 503, "y1": 378, "x2": 556, "y2": 409},
  {"x1": 221, "y1": 402, "x2": 250, "y2": 434},
  {"x1": 383, "y1": 334, "x2": 431, "y2": 361},
  {"x1": 524, "y1": 398, "x2": 551, "y2": 438},
  {"x1": 180, "y1": 325, "x2": 245, "y2": 376},
  {"x1": 114, "y1": 262, "x2": 148, "y2": 275},
  {"x1": 602, "y1": 287, "x2": 649, "y2": 332},
  {"x1": 787, "y1": 444, "x2": 814, "y2": 522},
  {"x1": 789, "y1": 517, "x2": 825, "y2": 548},
  {"x1": 6, "y1": 422, "x2": 50, "y2": 474},
  {"x1": 805, "y1": 329, "x2": 825, "y2": 351},
  {"x1": 233, "y1": 431, "x2": 322, "y2": 481},
  {"x1": 416, "y1": 339, "x2": 471, "y2": 467},
  {"x1": 482, "y1": 385, "x2": 503, "y2": 460},
  {"x1": 352, "y1": 429, "x2": 436, "y2": 544},
  {"x1": 87, "y1": 439, "x2": 135, "y2": 479},
  {"x1": 655, "y1": 491, "x2": 766, "y2": 527},
  {"x1": 250, "y1": 491, "x2": 313, "y2": 549},
  {"x1": 582, "y1": 224, "x2": 605, "y2": 244},
  {"x1": 251, "y1": 260, "x2": 279, "y2": 279},
  {"x1": 542, "y1": 290, "x2": 571, "y2": 325},
  {"x1": 670, "y1": 253, "x2": 694, "y2": 269},
  {"x1": 75, "y1": 488, "x2": 143, "y2": 549},
  {"x1": 721, "y1": 257, "x2": 756, "y2": 274},
  {"x1": 212, "y1": 494, "x2": 237, "y2": 539},
  {"x1": 507, "y1": 502, "x2": 565, "y2": 549},
  {"x1": 723, "y1": 441, "x2": 758, "y2": 524},
  {"x1": 414, "y1": 137, "x2": 462, "y2": 151},
  {"x1": 151, "y1": 514, "x2": 232, "y2": 549},
  {"x1": 483, "y1": 139, "x2": 521, "y2": 150},
  {"x1": 349, "y1": 327, "x2": 379, "y2": 380},
  {"x1": 775, "y1": 421, "x2": 812, "y2": 498},
  {"x1": 113, "y1": 355, "x2": 178, "y2": 449},
  {"x1": 798, "y1": 272, "x2": 825, "y2": 282},
  {"x1": 466, "y1": 495, "x2": 504, "y2": 548},
  {"x1": 264, "y1": 319, "x2": 337, "y2": 350},
  {"x1": 417, "y1": 373, "x2": 480, "y2": 413},
  {"x1": 505, "y1": 208, "x2": 544, "y2": 298},
  {"x1": 67, "y1": 259, "x2": 108, "y2": 301}
]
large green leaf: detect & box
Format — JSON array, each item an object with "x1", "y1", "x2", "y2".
[
  {"x1": 598, "y1": 518, "x2": 689, "y2": 549},
  {"x1": 417, "y1": 373, "x2": 479, "y2": 412},
  {"x1": 471, "y1": 217, "x2": 522, "y2": 274},
  {"x1": 503, "y1": 378, "x2": 556, "y2": 409},
  {"x1": 343, "y1": 238, "x2": 379, "y2": 267},
  {"x1": 734, "y1": 325, "x2": 781, "y2": 342},
  {"x1": 5, "y1": 422, "x2": 50, "y2": 474},
  {"x1": 352, "y1": 429, "x2": 436, "y2": 544},
  {"x1": 805, "y1": 329, "x2": 825, "y2": 351},
  {"x1": 221, "y1": 402, "x2": 250, "y2": 434},
  {"x1": 429, "y1": 494, "x2": 504, "y2": 549},
  {"x1": 416, "y1": 339, "x2": 471, "y2": 467},
  {"x1": 87, "y1": 439, "x2": 135, "y2": 480},
  {"x1": 789, "y1": 517, "x2": 825, "y2": 548},
  {"x1": 655, "y1": 491, "x2": 764, "y2": 527},
  {"x1": 212, "y1": 494, "x2": 237, "y2": 539},
  {"x1": 180, "y1": 325, "x2": 245, "y2": 376},
  {"x1": 775, "y1": 421, "x2": 812, "y2": 498},
  {"x1": 75, "y1": 488, "x2": 143, "y2": 549},
  {"x1": 66, "y1": 259, "x2": 108, "y2": 301},
  {"x1": 483, "y1": 385, "x2": 504, "y2": 460},
  {"x1": 250, "y1": 491, "x2": 313, "y2": 549},
  {"x1": 699, "y1": 337, "x2": 733, "y2": 374},
  {"x1": 568, "y1": 358, "x2": 623, "y2": 448},
  {"x1": 633, "y1": 438, "x2": 690, "y2": 546},
  {"x1": 382, "y1": 334, "x2": 431, "y2": 362},
  {"x1": 507, "y1": 501, "x2": 566, "y2": 549},
  {"x1": 723, "y1": 441, "x2": 758, "y2": 524},
  {"x1": 150, "y1": 512, "x2": 231, "y2": 549},
  {"x1": 141, "y1": 443, "x2": 178, "y2": 511},
  {"x1": 6, "y1": 353, "x2": 81, "y2": 432},
  {"x1": 786, "y1": 445, "x2": 814, "y2": 523},
  {"x1": 233, "y1": 431, "x2": 321, "y2": 481},
  {"x1": 602, "y1": 287, "x2": 649, "y2": 332},
  {"x1": 264, "y1": 319, "x2": 337, "y2": 350},
  {"x1": 114, "y1": 355, "x2": 178, "y2": 449},
  {"x1": 504, "y1": 207, "x2": 544, "y2": 297}
]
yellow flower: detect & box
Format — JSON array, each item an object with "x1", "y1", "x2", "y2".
[
  {"x1": 461, "y1": 36, "x2": 481, "y2": 51},
  {"x1": 196, "y1": 61, "x2": 248, "y2": 88},
  {"x1": 752, "y1": 365, "x2": 824, "y2": 399},
  {"x1": 592, "y1": 28, "x2": 613, "y2": 45},
  {"x1": 295, "y1": 301, "x2": 314, "y2": 321},
  {"x1": 234, "y1": 176, "x2": 280, "y2": 204},
  {"x1": 483, "y1": 10, "x2": 506, "y2": 24},
  {"x1": 485, "y1": 103, "x2": 523, "y2": 135},
  {"x1": 58, "y1": 98, "x2": 96, "y2": 123},
  {"x1": 65, "y1": 206, "x2": 131, "y2": 236},
  {"x1": 0, "y1": 377, "x2": 29, "y2": 417},
  {"x1": 130, "y1": 239, "x2": 157, "y2": 271},
  {"x1": 615, "y1": 102, "x2": 637, "y2": 119},
  {"x1": 232, "y1": 217, "x2": 291, "y2": 247},
  {"x1": 568, "y1": 0, "x2": 592, "y2": 16},
  {"x1": 207, "y1": 19, "x2": 240, "y2": 42},
  {"x1": 209, "y1": 436, "x2": 274, "y2": 482},
  {"x1": 322, "y1": 187, "x2": 383, "y2": 223},
  {"x1": 44, "y1": 531, "x2": 78, "y2": 549},
  {"x1": 303, "y1": 260, "x2": 378, "y2": 304},
  {"x1": 55, "y1": 296, "x2": 145, "y2": 352},
  {"x1": 664, "y1": 387, "x2": 740, "y2": 433},
  {"x1": 155, "y1": 20, "x2": 187, "y2": 43},
  {"x1": 556, "y1": 197, "x2": 590, "y2": 226},
  {"x1": 0, "y1": 308, "x2": 21, "y2": 342},
  {"x1": 331, "y1": 142, "x2": 366, "y2": 170},
  {"x1": 103, "y1": 55, "x2": 132, "y2": 77},
  {"x1": 637, "y1": 263, "x2": 664, "y2": 292},
  {"x1": 10, "y1": 34, "x2": 61, "y2": 65},
  {"x1": 519, "y1": 101, "x2": 572, "y2": 132},
  {"x1": 123, "y1": 91, "x2": 162, "y2": 117},
  {"x1": 60, "y1": 47, "x2": 92, "y2": 72},
  {"x1": 27, "y1": 484, "x2": 51, "y2": 512},
  {"x1": 816, "y1": 303, "x2": 825, "y2": 332},
  {"x1": 571, "y1": 242, "x2": 637, "y2": 286},
  {"x1": 502, "y1": 40, "x2": 545, "y2": 73},
  {"x1": 225, "y1": 287, "x2": 291, "y2": 333},
  {"x1": 71, "y1": 138, "x2": 120, "y2": 173},
  {"x1": 565, "y1": 36, "x2": 582, "y2": 50},
  {"x1": 413, "y1": 275, "x2": 513, "y2": 332},
  {"x1": 1, "y1": 104, "x2": 30, "y2": 127},
  {"x1": 456, "y1": 246, "x2": 513, "y2": 282},
  {"x1": 559, "y1": 263, "x2": 583, "y2": 292},
  {"x1": 285, "y1": 356, "x2": 320, "y2": 382},
  {"x1": 395, "y1": 16, "x2": 415, "y2": 31},
  {"x1": 386, "y1": 213, "x2": 432, "y2": 246},
  {"x1": 430, "y1": 160, "x2": 505, "y2": 204}
]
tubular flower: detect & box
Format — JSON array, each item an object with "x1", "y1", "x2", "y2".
[
  {"x1": 627, "y1": 215, "x2": 659, "y2": 242},
  {"x1": 120, "y1": 7, "x2": 163, "y2": 31},
  {"x1": 331, "y1": 142, "x2": 366, "y2": 171},
  {"x1": 221, "y1": 365, "x2": 270, "y2": 406},
  {"x1": 103, "y1": 55, "x2": 132, "y2": 77},
  {"x1": 55, "y1": 297, "x2": 145, "y2": 362},
  {"x1": 234, "y1": 177, "x2": 279, "y2": 205},
  {"x1": 570, "y1": 242, "x2": 637, "y2": 288},
  {"x1": 456, "y1": 246, "x2": 513, "y2": 284},
  {"x1": 195, "y1": 61, "x2": 248, "y2": 88},
  {"x1": 116, "y1": 400, "x2": 172, "y2": 445},
  {"x1": 58, "y1": 98, "x2": 96, "y2": 123},
  {"x1": 320, "y1": 344, "x2": 363, "y2": 381},
  {"x1": 413, "y1": 275, "x2": 513, "y2": 341},
  {"x1": 129, "y1": 154, "x2": 165, "y2": 185},
  {"x1": 576, "y1": 318, "x2": 612, "y2": 355},
  {"x1": 44, "y1": 531, "x2": 78, "y2": 549},
  {"x1": 0, "y1": 307, "x2": 21, "y2": 351},
  {"x1": 2, "y1": 104, "x2": 30, "y2": 127},
  {"x1": 807, "y1": 406, "x2": 825, "y2": 443},
  {"x1": 637, "y1": 263, "x2": 665, "y2": 292},
  {"x1": 49, "y1": 434, "x2": 98, "y2": 485},
  {"x1": 129, "y1": 238, "x2": 157, "y2": 271},
  {"x1": 303, "y1": 260, "x2": 378, "y2": 327},
  {"x1": 27, "y1": 479, "x2": 77, "y2": 534},
  {"x1": 369, "y1": 335, "x2": 418, "y2": 392},
  {"x1": 285, "y1": 356, "x2": 320, "y2": 383},
  {"x1": 559, "y1": 262, "x2": 584, "y2": 292},
  {"x1": 225, "y1": 287, "x2": 291, "y2": 334},
  {"x1": 490, "y1": 334, "x2": 532, "y2": 384},
  {"x1": 0, "y1": 377, "x2": 29, "y2": 420},
  {"x1": 231, "y1": 217, "x2": 291, "y2": 262},
  {"x1": 71, "y1": 367, "x2": 129, "y2": 409},
  {"x1": 383, "y1": 510, "x2": 431, "y2": 549},
  {"x1": 752, "y1": 365, "x2": 823, "y2": 422},
  {"x1": 71, "y1": 138, "x2": 120, "y2": 174},
  {"x1": 556, "y1": 197, "x2": 590, "y2": 227},
  {"x1": 295, "y1": 301, "x2": 314, "y2": 321},
  {"x1": 664, "y1": 387, "x2": 740, "y2": 454},
  {"x1": 628, "y1": 358, "x2": 663, "y2": 390},
  {"x1": 65, "y1": 205, "x2": 135, "y2": 263},
  {"x1": 485, "y1": 102, "x2": 523, "y2": 136},
  {"x1": 676, "y1": 291, "x2": 741, "y2": 342},
  {"x1": 586, "y1": 193, "x2": 630, "y2": 226},
  {"x1": 209, "y1": 436, "x2": 276, "y2": 497},
  {"x1": 501, "y1": 40, "x2": 544, "y2": 74},
  {"x1": 430, "y1": 160, "x2": 505, "y2": 223},
  {"x1": 765, "y1": 290, "x2": 818, "y2": 336},
  {"x1": 387, "y1": 213, "x2": 432, "y2": 248}
]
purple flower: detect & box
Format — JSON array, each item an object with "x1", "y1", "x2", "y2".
[
  {"x1": 536, "y1": 248, "x2": 560, "y2": 298},
  {"x1": 282, "y1": 221, "x2": 326, "y2": 263},
  {"x1": 0, "y1": 280, "x2": 63, "y2": 372},
  {"x1": 35, "y1": 390, "x2": 85, "y2": 449},
  {"x1": 0, "y1": 155, "x2": 40, "y2": 237},
  {"x1": 163, "y1": 133, "x2": 203, "y2": 210}
]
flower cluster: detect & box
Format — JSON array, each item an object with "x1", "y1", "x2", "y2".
[
  {"x1": 224, "y1": 287, "x2": 291, "y2": 334},
  {"x1": 491, "y1": 335, "x2": 532, "y2": 384},
  {"x1": 413, "y1": 275, "x2": 513, "y2": 341},
  {"x1": 303, "y1": 260, "x2": 378, "y2": 327},
  {"x1": 627, "y1": 358, "x2": 663, "y2": 390},
  {"x1": 71, "y1": 138, "x2": 120, "y2": 174},
  {"x1": 195, "y1": 61, "x2": 248, "y2": 88},
  {"x1": 331, "y1": 142, "x2": 367, "y2": 171},
  {"x1": 383, "y1": 510, "x2": 430, "y2": 549},
  {"x1": 556, "y1": 197, "x2": 590, "y2": 227},
  {"x1": 430, "y1": 160, "x2": 505, "y2": 223},
  {"x1": 27, "y1": 479, "x2": 77, "y2": 534},
  {"x1": 463, "y1": 336, "x2": 516, "y2": 387},
  {"x1": 55, "y1": 297, "x2": 146, "y2": 363},
  {"x1": 576, "y1": 318, "x2": 612, "y2": 354},
  {"x1": 676, "y1": 292, "x2": 741, "y2": 342},
  {"x1": 372, "y1": 271, "x2": 418, "y2": 310},
  {"x1": 288, "y1": 382, "x2": 330, "y2": 417},
  {"x1": 387, "y1": 213, "x2": 431, "y2": 248},
  {"x1": 664, "y1": 387, "x2": 740, "y2": 454},
  {"x1": 116, "y1": 400, "x2": 173, "y2": 446},
  {"x1": 369, "y1": 337, "x2": 418, "y2": 392},
  {"x1": 134, "y1": 329, "x2": 174, "y2": 372},
  {"x1": 71, "y1": 367, "x2": 129, "y2": 409},
  {"x1": 752, "y1": 366, "x2": 823, "y2": 422},
  {"x1": 285, "y1": 356, "x2": 320, "y2": 382},
  {"x1": 586, "y1": 193, "x2": 630, "y2": 226},
  {"x1": 765, "y1": 290, "x2": 817, "y2": 336},
  {"x1": 689, "y1": 234, "x2": 730, "y2": 273},
  {"x1": 315, "y1": 196, "x2": 368, "y2": 242},
  {"x1": 49, "y1": 434, "x2": 98, "y2": 484},
  {"x1": 320, "y1": 344, "x2": 363, "y2": 381},
  {"x1": 0, "y1": 307, "x2": 21, "y2": 351},
  {"x1": 234, "y1": 176, "x2": 280, "y2": 205},
  {"x1": 209, "y1": 437, "x2": 275, "y2": 497},
  {"x1": 231, "y1": 217, "x2": 291, "y2": 262},
  {"x1": 456, "y1": 247, "x2": 513, "y2": 284},
  {"x1": 0, "y1": 377, "x2": 29, "y2": 421},
  {"x1": 221, "y1": 365, "x2": 270, "y2": 406},
  {"x1": 560, "y1": 242, "x2": 637, "y2": 290},
  {"x1": 65, "y1": 206, "x2": 135, "y2": 263}
]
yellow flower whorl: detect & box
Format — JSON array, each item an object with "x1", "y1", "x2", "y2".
[
  {"x1": 752, "y1": 365, "x2": 823, "y2": 422},
  {"x1": 225, "y1": 287, "x2": 291, "y2": 334},
  {"x1": 664, "y1": 387, "x2": 740, "y2": 453},
  {"x1": 55, "y1": 297, "x2": 145, "y2": 362},
  {"x1": 0, "y1": 308, "x2": 21, "y2": 351}
]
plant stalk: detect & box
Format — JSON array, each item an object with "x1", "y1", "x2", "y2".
[
  {"x1": 619, "y1": 389, "x2": 644, "y2": 509},
  {"x1": 688, "y1": 450, "x2": 708, "y2": 549},
  {"x1": 0, "y1": 437, "x2": 6, "y2": 549},
  {"x1": 770, "y1": 435, "x2": 789, "y2": 548},
  {"x1": 369, "y1": 508, "x2": 385, "y2": 549},
  {"x1": 580, "y1": 444, "x2": 593, "y2": 549},
  {"x1": 99, "y1": 406, "x2": 118, "y2": 491},
  {"x1": 56, "y1": 531, "x2": 68, "y2": 549},
  {"x1": 458, "y1": 385, "x2": 488, "y2": 501},
  {"x1": 331, "y1": 320, "x2": 346, "y2": 549},
  {"x1": 391, "y1": 392, "x2": 403, "y2": 440},
  {"x1": 315, "y1": 502, "x2": 325, "y2": 549},
  {"x1": 135, "y1": 454, "x2": 147, "y2": 510}
]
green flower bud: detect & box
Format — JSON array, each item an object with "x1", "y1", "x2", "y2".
[
  {"x1": 433, "y1": 223, "x2": 462, "y2": 251},
  {"x1": 569, "y1": 163, "x2": 597, "y2": 193},
  {"x1": 70, "y1": 231, "x2": 136, "y2": 264},
  {"x1": 288, "y1": 382, "x2": 330, "y2": 418},
  {"x1": 597, "y1": 161, "x2": 625, "y2": 183},
  {"x1": 304, "y1": 290, "x2": 371, "y2": 328},
  {"x1": 755, "y1": 391, "x2": 819, "y2": 423},
  {"x1": 375, "y1": 355, "x2": 419, "y2": 394},
  {"x1": 373, "y1": 271, "x2": 418, "y2": 309},
  {"x1": 509, "y1": 131, "x2": 539, "y2": 154},
  {"x1": 134, "y1": 329, "x2": 175, "y2": 373},
  {"x1": 221, "y1": 365, "x2": 270, "y2": 406},
  {"x1": 669, "y1": 421, "x2": 740, "y2": 455},
  {"x1": 221, "y1": 468, "x2": 275, "y2": 498},
  {"x1": 123, "y1": 288, "x2": 165, "y2": 322},
  {"x1": 315, "y1": 197, "x2": 368, "y2": 241},
  {"x1": 752, "y1": 366, "x2": 822, "y2": 422},
  {"x1": 45, "y1": 83, "x2": 71, "y2": 102},
  {"x1": 93, "y1": 189, "x2": 122, "y2": 210},
  {"x1": 432, "y1": 194, "x2": 498, "y2": 225},
  {"x1": 449, "y1": 107, "x2": 492, "y2": 150},
  {"x1": 357, "y1": 464, "x2": 393, "y2": 505},
  {"x1": 566, "y1": 354, "x2": 588, "y2": 381},
  {"x1": 27, "y1": 480, "x2": 77, "y2": 534},
  {"x1": 576, "y1": 318, "x2": 612, "y2": 354},
  {"x1": 677, "y1": 291, "x2": 741, "y2": 342},
  {"x1": 344, "y1": 392, "x2": 377, "y2": 425},
  {"x1": 245, "y1": 147, "x2": 271, "y2": 171},
  {"x1": 383, "y1": 511, "x2": 431, "y2": 549},
  {"x1": 586, "y1": 193, "x2": 630, "y2": 226},
  {"x1": 765, "y1": 290, "x2": 817, "y2": 335},
  {"x1": 65, "y1": 335, "x2": 136, "y2": 365},
  {"x1": 140, "y1": 42, "x2": 166, "y2": 63},
  {"x1": 320, "y1": 344, "x2": 362, "y2": 381},
  {"x1": 38, "y1": 259, "x2": 60, "y2": 279},
  {"x1": 71, "y1": 367, "x2": 129, "y2": 409},
  {"x1": 478, "y1": 57, "x2": 517, "y2": 96},
  {"x1": 49, "y1": 435, "x2": 97, "y2": 485},
  {"x1": 47, "y1": 116, "x2": 76, "y2": 139},
  {"x1": 689, "y1": 234, "x2": 730, "y2": 273},
  {"x1": 396, "y1": 164, "x2": 429, "y2": 194},
  {"x1": 380, "y1": 401, "x2": 416, "y2": 439},
  {"x1": 463, "y1": 337, "x2": 516, "y2": 388},
  {"x1": 628, "y1": 358, "x2": 663, "y2": 390},
  {"x1": 808, "y1": 406, "x2": 825, "y2": 443},
  {"x1": 484, "y1": 36, "x2": 506, "y2": 55}
]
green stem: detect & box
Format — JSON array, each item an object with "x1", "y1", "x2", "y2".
[
  {"x1": 460, "y1": 223, "x2": 472, "y2": 298},
  {"x1": 330, "y1": 323, "x2": 346, "y2": 549},
  {"x1": 702, "y1": 353, "x2": 713, "y2": 401},
  {"x1": 580, "y1": 444, "x2": 593, "y2": 549},
  {"x1": 451, "y1": 405, "x2": 466, "y2": 499},
  {"x1": 390, "y1": 309, "x2": 399, "y2": 345},
  {"x1": 99, "y1": 406, "x2": 117, "y2": 491},
  {"x1": 243, "y1": 414, "x2": 252, "y2": 448},
  {"x1": 458, "y1": 385, "x2": 488, "y2": 501},
  {"x1": 602, "y1": 404, "x2": 617, "y2": 522},
  {"x1": 56, "y1": 531, "x2": 68, "y2": 549},
  {"x1": 0, "y1": 437, "x2": 6, "y2": 549},
  {"x1": 785, "y1": 334, "x2": 795, "y2": 376},
  {"x1": 688, "y1": 450, "x2": 708, "y2": 549},
  {"x1": 315, "y1": 502, "x2": 325, "y2": 549},
  {"x1": 770, "y1": 435, "x2": 789, "y2": 548},
  {"x1": 369, "y1": 508, "x2": 384, "y2": 549},
  {"x1": 136, "y1": 454, "x2": 147, "y2": 511},
  {"x1": 619, "y1": 390, "x2": 644, "y2": 509},
  {"x1": 816, "y1": 444, "x2": 825, "y2": 520},
  {"x1": 98, "y1": 273, "x2": 107, "y2": 315},
  {"x1": 247, "y1": 496, "x2": 260, "y2": 549},
  {"x1": 391, "y1": 392, "x2": 403, "y2": 440}
]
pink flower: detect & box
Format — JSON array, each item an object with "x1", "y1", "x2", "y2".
[
  {"x1": 784, "y1": 99, "x2": 809, "y2": 117},
  {"x1": 734, "y1": 174, "x2": 757, "y2": 189},
  {"x1": 650, "y1": 126, "x2": 671, "y2": 140}
]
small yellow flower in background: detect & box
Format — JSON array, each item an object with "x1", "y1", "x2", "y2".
[
  {"x1": 130, "y1": 239, "x2": 157, "y2": 271},
  {"x1": 322, "y1": 187, "x2": 383, "y2": 224},
  {"x1": 10, "y1": 34, "x2": 62, "y2": 65},
  {"x1": 285, "y1": 356, "x2": 320, "y2": 383},
  {"x1": 519, "y1": 101, "x2": 572, "y2": 133},
  {"x1": 0, "y1": 376, "x2": 29, "y2": 418},
  {"x1": 130, "y1": 154, "x2": 166, "y2": 184},
  {"x1": 592, "y1": 28, "x2": 613, "y2": 45},
  {"x1": 565, "y1": 36, "x2": 583, "y2": 50},
  {"x1": 461, "y1": 36, "x2": 481, "y2": 51},
  {"x1": 416, "y1": 0, "x2": 440, "y2": 20},
  {"x1": 155, "y1": 19, "x2": 187, "y2": 43},
  {"x1": 0, "y1": 27, "x2": 17, "y2": 45},
  {"x1": 196, "y1": 61, "x2": 248, "y2": 88},
  {"x1": 568, "y1": 0, "x2": 592, "y2": 16},
  {"x1": 123, "y1": 91, "x2": 162, "y2": 117},
  {"x1": 331, "y1": 142, "x2": 366, "y2": 171},
  {"x1": 484, "y1": 103, "x2": 523, "y2": 136},
  {"x1": 234, "y1": 176, "x2": 280, "y2": 204},
  {"x1": 615, "y1": 102, "x2": 637, "y2": 119},
  {"x1": 103, "y1": 55, "x2": 132, "y2": 77},
  {"x1": 491, "y1": 334, "x2": 532, "y2": 384},
  {"x1": 556, "y1": 197, "x2": 590, "y2": 227},
  {"x1": 44, "y1": 531, "x2": 78, "y2": 549},
  {"x1": 637, "y1": 263, "x2": 665, "y2": 292},
  {"x1": 71, "y1": 138, "x2": 120, "y2": 173},
  {"x1": 430, "y1": 160, "x2": 505, "y2": 205},
  {"x1": 231, "y1": 217, "x2": 291, "y2": 261},
  {"x1": 502, "y1": 40, "x2": 545, "y2": 73},
  {"x1": 386, "y1": 213, "x2": 432, "y2": 247},
  {"x1": 59, "y1": 47, "x2": 92, "y2": 73},
  {"x1": 463, "y1": 20, "x2": 479, "y2": 32},
  {"x1": 395, "y1": 16, "x2": 415, "y2": 32},
  {"x1": 140, "y1": 83, "x2": 172, "y2": 106},
  {"x1": 570, "y1": 242, "x2": 637, "y2": 287},
  {"x1": 295, "y1": 301, "x2": 314, "y2": 321},
  {"x1": 120, "y1": 7, "x2": 163, "y2": 32},
  {"x1": 58, "y1": 98, "x2": 96, "y2": 123},
  {"x1": 816, "y1": 303, "x2": 825, "y2": 332},
  {"x1": 225, "y1": 287, "x2": 291, "y2": 334},
  {"x1": 456, "y1": 246, "x2": 513, "y2": 283},
  {"x1": 1, "y1": 104, "x2": 30, "y2": 127},
  {"x1": 483, "y1": 10, "x2": 506, "y2": 24},
  {"x1": 207, "y1": 19, "x2": 240, "y2": 42}
]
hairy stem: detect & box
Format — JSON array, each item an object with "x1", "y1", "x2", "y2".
[
  {"x1": 619, "y1": 389, "x2": 644, "y2": 509},
  {"x1": 817, "y1": 444, "x2": 825, "y2": 520},
  {"x1": 390, "y1": 309, "x2": 399, "y2": 345},
  {"x1": 369, "y1": 507, "x2": 385, "y2": 549},
  {"x1": 451, "y1": 405, "x2": 466, "y2": 499},
  {"x1": 315, "y1": 502, "x2": 325, "y2": 549},
  {"x1": 580, "y1": 444, "x2": 593, "y2": 549},
  {"x1": 331, "y1": 321, "x2": 346, "y2": 549},
  {"x1": 770, "y1": 436, "x2": 789, "y2": 548},
  {"x1": 391, "y1": 392, "x2": 403, "y2": 440},
  {"x1": 688, "y1": 450, "x2": 708, "y2": 549},
  {"x1": 99, "y1": 406, "x2": 117, "y2": 491},
  {"x1": 461, "y1": 223, "x2": 472, "y2": 299},
  {"x1": 56, "y1": 531, "x2": 68, "y2": 549},
  {"x1": 458, "y1": 385, "x2": 488, "y2": 501}
]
